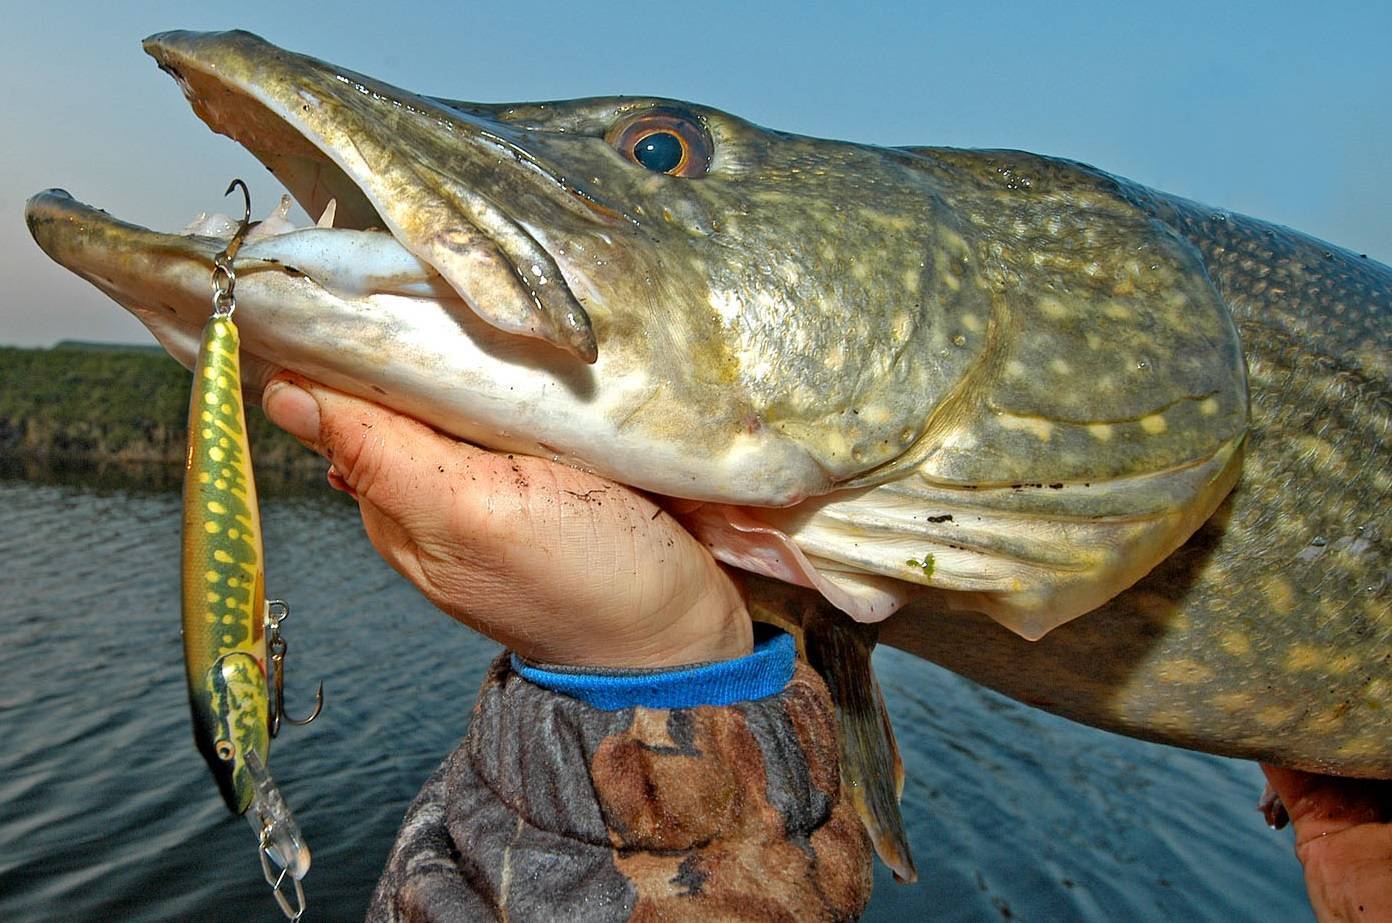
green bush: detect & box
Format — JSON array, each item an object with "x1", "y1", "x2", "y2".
[{"x1": 0, "y1": 345, "x2": 318, "y2": 471}]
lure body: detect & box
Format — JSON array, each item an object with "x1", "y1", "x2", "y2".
[{"x1": 181, "y1": 314, "x2": 269, "y2": 815}]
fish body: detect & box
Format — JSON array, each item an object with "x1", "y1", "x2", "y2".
[
  {"x1": 24, "y1": 31, "x2": 1390, "y2": 785},
  {"x1": 182, "y1": 313, "x2": 269, "y2": 815}
]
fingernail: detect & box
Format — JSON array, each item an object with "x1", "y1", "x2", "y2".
[{"x1": 263, "y1": 380, "x2": 321, "y2": 443}]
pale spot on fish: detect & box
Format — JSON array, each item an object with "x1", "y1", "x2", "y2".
[
  {"x1": 1219, "y1": 630, "x2": 1251, "y2": 657},
  {"x1": 1103, "y1": 302, "x2": 1133, "y2": 320},
  {"x1": 1285, "y1": 643, "x2": 1324, "y2": 671},
  {"x1": 213, "y1": 550, "x2": 233, "y2": 564},
  {"x1": 205, "y1": 590, "x2": 220, "y2": 603},
  {"x1": 903, "y1": 268, "x2": 921, "y2": 294},
  {"x1": 998, "y1": 413, "x2": 1054, "y2": 441},
  {"x1": 204, "y1": 522, "x2": 220, "y2": 534},
  {"x1": 942, "y1": 272, "x2": 960, "y2": 291},
  {"x1": 1049, "y1": 358, "x2": 1071, "y2": 375},
  {"x1": 1263, "y1": 577, "x2": 1297, "y2": 615},
  {"x1": 1140, "y1": 414, "x2": 1168, "y2": 435},
  {"x1": 1199, "y1": 397, "x2": 1220, "y2": 416},
  {"x1": 1164, "y1": 659, "x2": 1214, "y2": 684},
  {"x1": 205, "y1": 570, "x2": 220, "y2": 583},
  {"x1": 1004, "y1": 359, "x2": 1027, "y2": 378},
  {"x1": 852, "y1": 262, "x2": 870, "y2": 283},
  {"x1": 209, "y1": 447, "x2": 225, "y2": 462},
  {"x1": 1256, "y1": 704, "x2": 1296, "y2": 728},
  {"x1": 1087, "y1": 423, "x2": 1113, "y2": 442},
  {"x1": 961, "y1": 313, "x2": 983, "y2": 333},
  {"x1": 207, "y1": 501, "x2": 226, "y2": 515},
  {"x1": 1085, "y1": 332, "x2": 1102, "y2": 351},
  {"x1": 1038, "y1": 296, "x2": 1067, "y2": 319}
]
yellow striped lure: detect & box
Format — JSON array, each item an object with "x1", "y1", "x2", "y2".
[{"x1": 182, "y1": 179, "x2": 323, "y2": 920}]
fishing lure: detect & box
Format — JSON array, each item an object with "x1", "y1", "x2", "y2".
[{"x1": 181, "y1": 179, "x2": 323, "y2": 920}]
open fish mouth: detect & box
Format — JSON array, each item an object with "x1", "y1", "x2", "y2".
[{"x1": 29, "y1": 29, "x2": 604, "y2": 366}]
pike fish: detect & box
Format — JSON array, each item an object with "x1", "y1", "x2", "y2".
[{"x1": 26, "y1": 30, "x2": 1389, "y2": 882}]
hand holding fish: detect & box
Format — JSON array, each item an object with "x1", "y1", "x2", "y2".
[{"x1": 262, "y1": 373, "x2": 753, "y2": 669}]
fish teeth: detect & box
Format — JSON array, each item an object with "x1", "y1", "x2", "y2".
[
  {"x1": 181, "y1": 211, "x2": 240, "y2": 238},
  {"x1": 183, "y1": 193, "x2": 321, "y2": 241},
  {"x1": 246, "y1": 194, "x2": 297, "y2": 241}
]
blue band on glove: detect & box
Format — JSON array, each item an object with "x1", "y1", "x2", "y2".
[{"x1": 511, "y1": 631, "x2": 796, "y2": 711}]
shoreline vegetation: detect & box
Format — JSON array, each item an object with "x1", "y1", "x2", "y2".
[{"x1": 1, "y1": 343, "x2": 324, "y2": 489}]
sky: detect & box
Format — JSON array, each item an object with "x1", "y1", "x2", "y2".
[{"x1": 2, "y1": 0, "x2": 1388, "y2": 347}]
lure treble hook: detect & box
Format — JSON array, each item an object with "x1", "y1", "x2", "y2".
[{"x1": 266, "y1": 600, "x2": 325, "y2": 738}]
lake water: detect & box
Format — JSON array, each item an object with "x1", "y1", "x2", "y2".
[{"x1": 0, "y1": 475, "x2": 1313, "y2": 921}]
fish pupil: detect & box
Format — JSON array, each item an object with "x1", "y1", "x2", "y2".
[{"x1": 634, "y1": 131, "x2": 684, "y2": 173}]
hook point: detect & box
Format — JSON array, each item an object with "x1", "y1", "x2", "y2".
[{"x1": 223, "y1": 178, "x2": 252, "y2": 225}]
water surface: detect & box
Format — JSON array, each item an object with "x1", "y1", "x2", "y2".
[{"x1": 0, "y1": 478, "x2": 1312, "y2": 921}]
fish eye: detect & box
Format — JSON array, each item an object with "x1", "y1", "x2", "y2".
[
  {"x1": 215, "y1": 740, "x2": 236, "y2": 761},
  {"x1": 607, "y1": 109, "x2": 712, "y2": 178}
]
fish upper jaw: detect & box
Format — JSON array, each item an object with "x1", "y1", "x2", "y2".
[{"x1": 142, "y1": 29, "x2": 604, "y2": 363}]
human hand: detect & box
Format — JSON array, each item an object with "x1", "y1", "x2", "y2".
[
  {"x1": 1260, "y1": 764, "x2": 1392, "y2": 923},
  {"x1": 261, "y1": 373, "x2": 752, "y2": 669}
]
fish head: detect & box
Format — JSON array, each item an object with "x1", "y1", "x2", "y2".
[
  {"x1": 192, "y1": 651, "x2": 270, "y2": 815},
  {"x1": 27, "y1": 29, "x2": 986, "y2": 505}
]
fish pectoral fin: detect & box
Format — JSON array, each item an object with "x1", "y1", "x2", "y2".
[{"x1": 802, "y1": 602, "x2": 917, "y2": 883}]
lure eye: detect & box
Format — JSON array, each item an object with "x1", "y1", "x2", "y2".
[
  {"x1": 607, "y1": 109, "x2": 713, "y2": 178},
  {"x1": 215, "y1": 740, "x2": 236, "y2": 761}
]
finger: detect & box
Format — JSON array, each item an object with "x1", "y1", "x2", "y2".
[{"x1": 263, "y1": 373, "x2": 489, "y2": 523}]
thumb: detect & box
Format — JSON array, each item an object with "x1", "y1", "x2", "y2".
[{"x1": 262, "y1": 373, "x2": 480, "y2": 518}]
